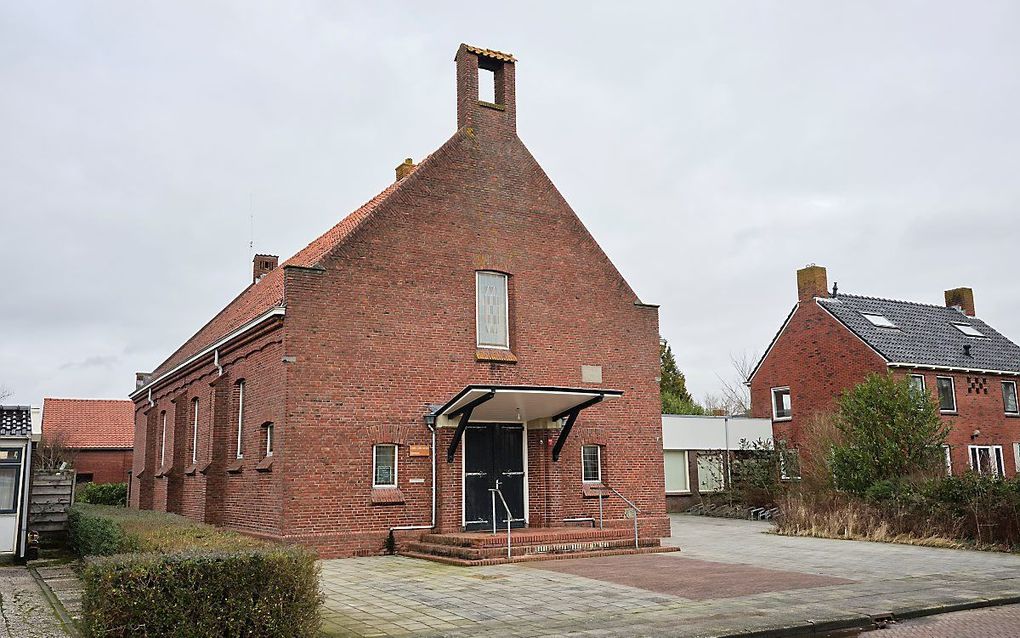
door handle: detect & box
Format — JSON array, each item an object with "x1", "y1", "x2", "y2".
[
  {"x1": 502, "y1": 471, "x2": 524, "y2": 477},
  {"x1": 464, "y1": 471, "x2": 487, "y2": 477}
]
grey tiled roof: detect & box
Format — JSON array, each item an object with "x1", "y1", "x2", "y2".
[
  {"x1": 0, "y1": 406, "x2": 33, "y2": 437},
  {"x1": 817, "y1": 294, "x2": 1020, "y2": 373}
]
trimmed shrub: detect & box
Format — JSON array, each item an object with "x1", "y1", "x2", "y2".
[
  {"x1": 75, "y1": 482, "x2": 128, "y2": 506},
  {"x1": 68, "y1": 506, "x2": 133, "y2": 557},
  {"x1": 81, "y1": 547, "x2": 322, "y2": 638}
]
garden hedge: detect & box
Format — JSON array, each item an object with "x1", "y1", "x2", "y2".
[
  {"x1": 81, "y1": 547, "x2": 321, "y2": 638},
  {"x1": 69, "y1": 505, "x2": 321, "y2": 637},
  {"x1": 75, "y1": 482, "x2": 128, "y2": 506}
]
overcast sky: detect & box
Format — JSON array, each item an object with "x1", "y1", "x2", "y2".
[{"x1": 3, "y1": 1, "x2": 1019, "y2": 407}]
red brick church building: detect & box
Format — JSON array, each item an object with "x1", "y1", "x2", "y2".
[{"x1": 129, "y1": 44, "x2": 669, "y2": 560}]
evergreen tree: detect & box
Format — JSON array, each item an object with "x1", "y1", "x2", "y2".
[{"x1": 660, "y1": 340, "x2": 703, "y2": 414}]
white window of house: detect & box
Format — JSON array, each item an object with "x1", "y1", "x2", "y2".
[
  {"x1": 936, "y1": 377, "x2": 956, "y2": 413},
  {"x1": 581, "y1": 445, "x2": 601, "y2": 483},
  {"x1": 862, "y1": 313, "x2": 897, "y2": 328},
  {"x1": 1014, "y1": 442, "x2": 1020, "y2": 477},
  {"x1": 1002, "y1": 381, "x2": 1019, "y2": 415},
  {"x1": 159, "y1": 411, "x2": 167, "y2": 467},
  {"x1": 265, "y1": 423, "x2": 274, "y2": 457},
  {"x1": 191, "y1": 398, "x2": 199, "y2": 464},
  {"x1": 373, "y1": 444, "x2": 397, "y2": 488},
  {"x1": 772, "y1": 387, "x2": 792, "y2": 420},
  {"x1": 909, "y1": 374, "x2": 926, "y2": 394},
  {"x1": 780, "y1": 449, "x2": 801, "y2": 480},
  {"x1": 236, "y1": 381, "x2": 245, "y2": 459},
  {"x1": 969, "y1": 445, "x2": 1004, "y2": 478},
  {"x1": 952, "y1": 323, "x2": 985, "y2": 337},
  {"x1": 943, "y1": 445, "x2": 953, "y2": 476},
  {"x1": 697, "y1": 453, "x2": 724, "y2": 492},
  {"x1": 476, "y1": 271, "x2": 509, "y2": 349},
  {"x1": 663, "y1": 450, "x2": 689, "y2": 493}
]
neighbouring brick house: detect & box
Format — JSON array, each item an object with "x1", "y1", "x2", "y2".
[
  {"x1": 750, "y1": 265, "x2": 1020, "y2": 478},
  {"x1": 41, "y1": 398, "x2": 133, "y2": 485},
  {"x1": 128, "y1": 44, "x2": 670, "y2": 561}
]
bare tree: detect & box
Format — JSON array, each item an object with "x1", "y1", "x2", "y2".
[
  {"x1": 35, "y1": 431, "x2": 76, "y2": 470},
  {"x1": 0, "y1": 386, "x2": 9, "y2": 402},
  {"x1": 706, "y1": 352, "x2": 759, "y2": 416}
]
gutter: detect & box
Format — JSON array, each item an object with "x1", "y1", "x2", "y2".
[
  {"x1": 130, "y1": 306, "x2": 285, "y2": 400},
  {"x1": 887, "y1": 361, "x2": 1020, "y2": 377}
]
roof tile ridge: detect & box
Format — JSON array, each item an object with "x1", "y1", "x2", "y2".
[{"x1": 824, "y1": 292, "x2": 955, "y2": 311}]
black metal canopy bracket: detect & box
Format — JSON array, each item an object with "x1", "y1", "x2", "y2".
[
  {"x1": 445, "y1": 389, "x2": 496, "y2": 462},
  {"x1": 551, "y1": 394, "x2": 604, "y2": 461}
]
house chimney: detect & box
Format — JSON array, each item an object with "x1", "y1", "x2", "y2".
[
  {"x1": 455, "y1": 44, "x2": 517, "y2": 134},
  {"x1": 135, "y1": 372, "x2": 152, "y2": 390},
  {"x1": 395, "y1": 158, "x2": 415, "y2": 181},
  {"x1": 253, "y1": 254, "x2": 279, "y2": 284},
  {"x1": 797, "y1": 264, "x2": 828, "y2": 302},
  {"x1": 945, "y1": 287, "x2": 975, "y2": 317}
]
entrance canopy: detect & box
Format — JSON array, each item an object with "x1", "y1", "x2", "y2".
[{"x1": 432, "y1": 385, "x2": 622, "y2": 463}]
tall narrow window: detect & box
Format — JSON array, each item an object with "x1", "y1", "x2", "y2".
[
  {"x1": 266, "y1": 423, "x2": 274, "y2": 457},
  {"x1": 697, "y1": 453, "x2": 724, "y2": 492},
  {"x1": 236, "y1": 381, "x2": 245, "y2": 459},
  {"x1": 943, "y1": 445, "x2": 953, "y2": 476},
  {"x1": 908, "y1": 374, "x2": 925, "y2": 394},
  {"x1": 581, "y1": 445, "x2": 601, "y2": 483},
  {"x1": 159, "y1": 411, "x2": 167, "y2": 467},
  {"x1": 373, "y1": 444, "x2": 397, "y2": 488},
  {"x1": 1002, "y1": 381, "x2": 1018, "y2": 415},
  {"x1": 0, "y1": 449, "x2": 21, "y2": 514},
  {"x1": 936, "y1": 377, "x2": 956, "y2": 413},
  {"x1": 476, "y1": 271, "x2": 509, "y2": 349},
  {"x1": 663, "y1": 450, "x2": 689, "y2": 493},
  {"x1": 771, "y1": 387, "x2": 792, "y2": 420},
  {"x1": 191, "y1": 398, "x2": 199, "y2": 465}
]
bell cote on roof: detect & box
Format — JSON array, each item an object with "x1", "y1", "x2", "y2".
[{"x1": 455, "y1": 44, "x2": 516, "y2": 135}]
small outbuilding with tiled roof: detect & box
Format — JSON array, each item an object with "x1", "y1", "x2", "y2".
[
  {"x1": 0, "y1": 405, "x2": 40, "y2": 558},
  {"x1": 750, "y1": 265, "x2": 1020, "y2": 478},
  {"x1": 41, "y1": 398, "x2": 133, "y2": 485}
]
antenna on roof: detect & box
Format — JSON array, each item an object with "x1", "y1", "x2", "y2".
[
  {"x1": 249, "y1": 193, "x2": 255, "y2": 258},
  {"x1": 832, "y1": 282, "x2": 838, "y2": 296}
]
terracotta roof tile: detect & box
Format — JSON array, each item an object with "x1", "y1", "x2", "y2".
[
  {"x1": 149, "y1": 156, "x2": 431, "y2": 379},
  {"x1": 463, "y1": 44, "x2": 516, "y2": 63},
  {"x1": 42, "y1": 398, "x2": 134, "y2": 449}
]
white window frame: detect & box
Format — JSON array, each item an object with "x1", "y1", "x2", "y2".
[
  {"x1": 372, "y1": 444, "x2": 398, "y2": 488},
  {"x1": 908, "y1": 374, "x2": 926, "y2": 393},
  {"x1": 943, "y1": 444, "x2": 952, "y2": 476},
  {"x1": 475, "y1": 271, "x2": 510, "y2": 349},
  {"x1": 1014, "y1": 442, "x2": 1020, "y2": 477},
  {"x1": 696, "y1": 452, "x2": 725, "y2": 493},
  {"x1": 266, "y1": 423, "x2": 274, "y2": 457},
  {"x1": 191, "y1": 398, "x2": 199, "y2": 464},
  {"x1": 771, "y1": 387, "x2": 792, "y2": 421},
  {"x1": 861, "y1": 312, "x2": 897, "y2": 328},
  {"x1": 160, "y1": 411, "x2": 167, "y2": 467},
  {"x1": 936, "y1": 376, "x2": 957, "y2": 413},
  {"x1": 968, "y1": 445, "x2": 1004, "y2": 478},
  {"x1": 1002, "y1": 380, "x2": 1019, "y2": 416},
  {"x1": 663, "y1": 450, "x2": 690, "y2": 494},
  {"x1": 952, "y1": 323, "x2": 985, "y2": 337},
  {"x1": 236, "y1": 381, "x2": 245, "y2": 459},
  {"x1": 581, "y1": 444, "x2": 601, "y2": 483}
]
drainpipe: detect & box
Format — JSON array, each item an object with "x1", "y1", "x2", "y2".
[
  {"x1": 214, "y1": 349, "x2": 223, "y2": 377},
  {"x1": 389, "y1": 415, "x2": 437, "y2": 534},
  {"x1": 147, "y1": 388, "x2": 154, "y2": 409}
]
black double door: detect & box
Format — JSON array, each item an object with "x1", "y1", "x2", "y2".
[{"x1": 463, "y1": 424, "x2": 526, "y2": 532}]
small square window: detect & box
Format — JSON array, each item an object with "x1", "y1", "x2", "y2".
[
  {"x1": 953, "y1": 323, "x2": 984, "y2": 337},
  {"x1": 1003, "y1": 381, "x2": 1019, "y2": 415},
  {"x1": 772, "y1": 387, "x2": 792, "y2": 420},
  {"x1": 581, "y1": 445, "x2": 601, "y2": 483},
  {"x1": 373, "y1": 444, "x2": 397, "y2": 488},
  {"x1": 936, "y1": 377, "x2": 956, "y2": 412},
  {"x1": 862, "y1": 313, "x2": 897, "y2": 328},
  {"x1": 908, "y1": 374, "x2": 926, "y2": 394}
]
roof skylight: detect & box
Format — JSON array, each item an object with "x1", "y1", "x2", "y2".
[
  {"x1": 953, "y1": 323, "x2": 984, "y2": 337},
  {"x1": 861, "y1": 313, "x2": 897, "y2": 328}
]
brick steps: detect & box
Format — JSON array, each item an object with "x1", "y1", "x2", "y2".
[
  {"x1": 401, "y1": 526, "x2": 678, "y2": 566},
  {"x1": 401, "y1": 544, "x2": 678, "y2": 567}
]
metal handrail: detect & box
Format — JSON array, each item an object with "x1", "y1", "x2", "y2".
[
  {"x1": 489, "y1": 486, "x2": 513, "y2": 559},
  {"x1": 596, "y1": 486, "x2": 641, "y2": 549}
]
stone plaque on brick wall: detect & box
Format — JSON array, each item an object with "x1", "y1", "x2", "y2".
[
  {"x1": 581, "y1": 365, "x2": 603, "y2": 383},
  {"x1": 408, "y1": 445, "x2": 430, "y2": 457}
]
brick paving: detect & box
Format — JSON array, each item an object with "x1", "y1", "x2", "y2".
[
  {"x1": 0, "y1": 566, "x2": 70, "y2": 637},
  {"x1": 318, "y1": 514, "x2": 1020, "y2": 637},
  {"x1": 877, "y1": 603, "x2": 1020, "y2": 636}
]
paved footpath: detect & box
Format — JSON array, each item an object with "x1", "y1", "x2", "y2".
[
  {"x1": 318, "y1": 515, "x2": 1020, "y2": 637},
  {"x1": 0, "y1": 566, "x2": 69, "y2": 637},
  {"x1": 877, "y1": 603, "x2": 1020, "y2": 637}
]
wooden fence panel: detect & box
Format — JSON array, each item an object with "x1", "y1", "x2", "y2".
[{"x1": 29, "y1": 470, "x2": 75, "y2": 544}]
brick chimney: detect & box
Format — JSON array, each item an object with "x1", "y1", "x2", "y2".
[
  {"x1": 945, "y1": 287, "x2": 975, "y2": 317},
  {"x1": 455, "y1": 44, "x2": 516, "y2": 134},
  {"x1": 395, "y1": 158, "x2": 415, "y2": 181},
  {"x1": 135, "y1": 372, "x2": 152, "y2": 390},
  {"x1": 253, "y1": 254, "x2": 278, "y2": 284},
  {"x1": 797, "y1": 265, "x2": 829, "y2": 302}
]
